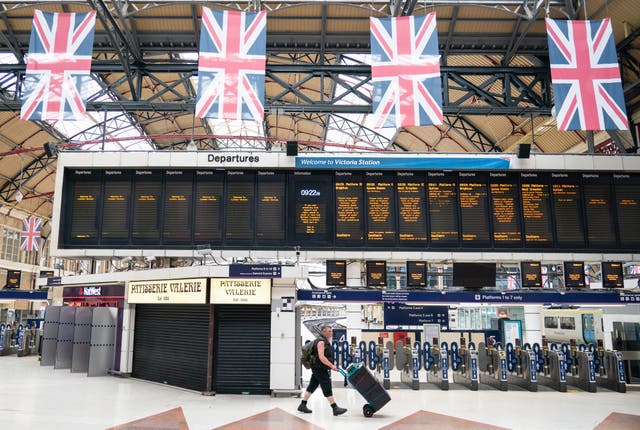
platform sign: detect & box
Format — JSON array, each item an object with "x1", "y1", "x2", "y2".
[
  {"x1": 128, "y1": 278, "x2": 207, "y2": 304},
  {"x1": 384, "y1": 304, "x2": 448, "y2": 330},
  {"x1": 39, "y1": 270, "x2": 55, "y2": 278},
  {"x1": 564, "y1": 261, "x2": 586, "y2": 288},
  {"x1": 366, "y1": 260, "x2": 387, "y2": 287},
  {"x1": 229, "y1": 264, "x2": 281, "y2": 278},
  {"x1": 406, "y1": 261, "x2": 427, "y2": 287},
  {"x1": 326, "y1": 260, "x2": 347, "y2": 286},
  {"x1": 601, "y1": 262, "x2": 623, "y2": 288},
  {"x1": 521, "y1": 262, "x2": 542, "y2": 288},
  {"x1": 6, "y1": 270, "x2": 21, "y2": 289},
  {"x1": 210, "y1": 278, "x2": 271, "y2": 304}
]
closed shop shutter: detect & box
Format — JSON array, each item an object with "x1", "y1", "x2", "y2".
[
  {"x1": 214, "y1": 304, "x2": 271, "y2": 394},
  {"x1": 132, "y1": 304, "x2": 209, "y2": 392}
]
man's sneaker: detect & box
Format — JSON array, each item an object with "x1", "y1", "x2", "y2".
[
  {"x1": 297, "y1": 404, "x2": 312, "y2": 413},
  {"x1": 332, "y1": 406, "x2": 347, "y2": 416}
]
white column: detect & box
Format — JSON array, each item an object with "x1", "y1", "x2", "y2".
[{"x1": 523, "y1": 305, "x2": 542, "y2": 345}]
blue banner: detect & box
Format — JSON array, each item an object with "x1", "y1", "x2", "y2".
[
  {"x1": 295, "y1": 156, "x2": 510, "y2": 170},
  {"x1": 0, "y1": 290, "x2": 47, "y2": 300}
]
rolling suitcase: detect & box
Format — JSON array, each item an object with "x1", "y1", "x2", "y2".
[{"x1": 339, "y1": 362, "x2": 391, "y2": 417}]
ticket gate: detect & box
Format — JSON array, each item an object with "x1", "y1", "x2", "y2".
[
  {"x1": 478, "y1": 341, "x2": 508, "y2": 391},
  {"x1": 16, "y1": 324, "x2": 39, "y2": 357},
  {"x1": 505, "y1": 340, "x2": 537, "y2": 392},
  {"x1": 450, "y1": 338, "x2": 479, "y2": 390},
  {"x1": 0, "y1": 324, "x2": 17, "y2": 356},
  {"x1": 593, "y1": 343, "x2": 626, "y2": 393},
  {"x1": 425, "y1": 339, "x2": 450, "y2": 390},
  {"x1": 533, "y1": 340, "x2": 567, "y2": 392},
  {"x1": 398, "y1": 340, "x2": 420, "y2": 390},
  {"x1": 561, "y1": 341, "x2": 597, "y2": 392}
]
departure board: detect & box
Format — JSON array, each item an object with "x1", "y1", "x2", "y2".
[
  {"x1": 520, "y1": 262, "x2": 542, "y2": 288},
  {"x1": 366, "y1": 172, "x2": 396, "y2": 244},
  {"x1": 564, "y1": 261, "x2": 586, "y2": 288},
  {"x1": 194, "y1": 170, "x2": 224, "y2": 244},
  {"x1": 396, "y1": 172, "x2": 427, "y2": 244},
  {"x1": 458, "y1": 172, "x2": 490, "y2": 245},
  {"x1": 520, "y1": 172, "x2": 553, "y2": 245},
  {"x1": 601, "y1": 262, "x2": 624, "y2": 288},
  {"x1": 551, "y1": 173, "x2": 585, "y2": 247},
  {"x1": 6, "y1": 269, "x2": 21, "y2": 288},
  {"x1": 489, "y1": 172, "x2": 522, "y2": 246},
  {"x1": 101, "y1": 170, "x2": 131, "y2": 244},
  {"x1": 406, "y1": 261, "x2": 427, "y2": 287},
  {"x1": 582, "y1": 173, "x2": 616, "y2": 247},
  {"x1": 163, "y1": 170, "x2": 193, "y2": 244},
  {"x1": 335, "y1": 172, "x2": 364, "y2": 244},
  {"x1": 256, "y1": 171, "x2": 286, "y2": 242},
  {"x1": 366, "y1": 261, "x2": 387, "y2": 287},
  {"x1": 292, "y1": 172, "x2": 332, "y2": 244},
  {"x1": 613, "y1": 173, "x2": 640, "y2": 248},
  {"x1": 225, "y1": 171, "x2": 254, "y2": 242},
  {"x1": 428, "y1": 171, "x2": 459, "y2": 245},
  {"x1": 131, "y1": 170, "x2": 162, "y2": 243},
  {"x1": 68, "y1": 170, "x2": 100, "y2": 244},
  {"x1": 326, "y1": 260, "x2": 347, "y2": 286}
]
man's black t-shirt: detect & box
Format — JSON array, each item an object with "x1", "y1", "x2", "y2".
[{"x1": 311, "y1": 334, "x2": 333, "y2": 370}]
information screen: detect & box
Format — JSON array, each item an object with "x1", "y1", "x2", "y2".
[
  {"x1": 194, "y1": 170, "x2": 224, "y2": 244},
  {"x1": 101, "y1": 170, "x2": 131, "y2": 244},
  {"x1": 326, "y1": 260, "x2": 347, "y2": 286},
  {"x1": 613, "y1": 173, "x2": 640, "y2": 248},
  {"x1": 551, "y1": 173, "x2": 585, "y2": 247},
  {"x1": 335, "y1": 172, "x2": 364, "y2": 244},
  {"x1": 520, "y1": 172, "x2": 553, "y2": 245},
  {"x1": 489, "y1": 172, "x2": 522, "y2": 246},
  {"x1": 406, "y1": 261, "x2": 427, "y2": 287},
  {"x1": 292, "y1": 172, "x2": 332, "y2": 244},
  {"x1": 5, "y1": 269, "x2": 21, "y2": 288},
  {"x1": 458, "y1": 172, "x2": 490, "y2": 245},
  {"x1": 564, "y1": 261, "x2": 586, "y2": 288},
  {"x1": 131, "y1": 170, "x2": 162, "y2": 243},
  {"x1": 396, "y1": 172, "x2": 427, "y2": 244},
  {"x1": 453, "y1": 263, "x2": 496, "y2": 289},
  {"x1": 583, "y1": 173, "x2": 616, "y2": 247},
  {"x1": 366, "y1": 172, "x2": 396, "y2": 244},
  {"x1": 366, "y1": 261, "x2": 387, "y2": 287},
  {"x1": 225, "y1": 171, "x2": 254, "y2": 242},
  {"x1": 68, "y1": 169, "x2": 100, "y2": 244},
  {"x1": 601, "y1": 262, "x2": 624, "y2": 288},
  {"x1": 163, "y1": 170, "x2": 193, "y2": 244},
  {"x1": 428, "y1": 171, "x2": 459, "y2": 245},
  {"x1": 256, "y1": 171, "x2": 286, "y2": 242},
  {"x1": 520, "y1": 261, "x2": 542, "y2": 288}
]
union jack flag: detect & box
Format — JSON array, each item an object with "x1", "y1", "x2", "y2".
[
  {"x1": 546, "y1": 18, "x2": 628, "y2": 131},
  {"x1": 20, "y1": 216, "x2": 41, "y2": 252},
  {"x1": 370, "y1": 13, "x2": 442, "y2": 129},
  {"x1": 196, "y1": 8, "x2": 266, "y2": 121},
  {"x1": 20, "y1": 10, "x2": 96, "y2": 122}
]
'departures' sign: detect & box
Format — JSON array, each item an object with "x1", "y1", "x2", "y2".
[
  {"x1": 210, "y1": 278, "x2": 271, "y2": 304},
  {"x1": 128, "y1": 278, "x2": 207, "y2": 304}
]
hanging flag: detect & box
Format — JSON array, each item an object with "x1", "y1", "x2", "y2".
[
  {"x1": 370, "y1": 13, "x2": 443, "y2": 129},
  {"x1": 196, "y1": 8, "x2": 266, "y2": 121},
  {"x1": 20, "y1": 216, "x2": 42, "y2": 252},
  {"x1": 20, "y1": 10, "x2": 96, "y2": 122},
  {"x1": 546, "y1": 18, "x2": 628, "y2": 131}
]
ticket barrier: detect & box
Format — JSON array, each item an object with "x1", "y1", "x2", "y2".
[
  {"x1": 477, "y1": 341, "x2": 508, "y2": 391},
  {"x1": 16, "y1": 324, "x2": 39, "y2": 357},
  {"x1": 450, "y1": 338, "x2": 479, "y2": 391},
  {"x1": 0, "y1": 324, "x2": 17, "y2": 356},
  {"x1": 425, "y1": 338, "x2": 450, "y2": 390},
  {"x1": 592, "y1": 342, "x2": 626, "y2": 393},
  {"x1": 399, "y1": 339, "x2": 420, "y2": 390},
  {"x1": 533, "y1": 339, "x2": 567, "y2": 392},
  {"x1": 505, "y1": 340, "x2": 537, "y2": 392},
  {"x1": 561, "y1": 341, "x2": 597, "y2": 392}
]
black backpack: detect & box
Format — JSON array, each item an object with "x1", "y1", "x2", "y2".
[{"x1": 301, "y1": 339, "x2": 317, "y2": 369}]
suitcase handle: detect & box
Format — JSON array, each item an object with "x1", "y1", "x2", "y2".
[{"x1": 338, "y1": 368, "x2": 347, "y2": 378}]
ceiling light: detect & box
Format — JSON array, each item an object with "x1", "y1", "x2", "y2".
[
  {"x1": 186, "y1": 140, "x2": 198, "y2": 151},
  {"x1": 14, "y1": 188, "x2": 23, "y2": 203}
]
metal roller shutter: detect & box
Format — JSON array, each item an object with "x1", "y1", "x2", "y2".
[
  {"x1": 132, "y1": 304, "x2": 209, "y2": 392},
  {"x1": 214, "y1": 304, "x2": 271, "y2": 394}
]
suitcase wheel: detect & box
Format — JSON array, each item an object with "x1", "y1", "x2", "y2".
[{"x1": 363, "y1": 405, "x2": 375, "y2": 417}]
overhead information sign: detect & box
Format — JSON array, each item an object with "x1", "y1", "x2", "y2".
[
  {"x1": 211, "y1": 278, "x2": 271, "y2": 304},
  {"x1": 295, "y1": 157, "x2": 510, "y2": 169},
  {"x1": 229, "y1": 264, "x2": 281, "y2": 278},
  {"x1": 128, "y1": 278, "x2": 207, "y2": 304}
]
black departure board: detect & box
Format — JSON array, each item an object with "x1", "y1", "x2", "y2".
[
  {"x1": 225, "y1": 171, "x2": 254, "y2": 242},
  {"x1": 256, "y1": 171, "x2": 286, "y2": 242},
  {"x1": 489, "y1": 172, "x2": 522, "y2": 246},
  {"x1": 68, "y1": 170, "x2": 100, "y2": 244},
  {"x1": 520, "y1": 172, "x2": 553, "y2": 245},
  {"x1": 194, "y1": 170, "x2": 224, "y2": 244},
  {"x1": 101, "y1": 170, "x2": 131, "y2": 244},
  {"x1": 582, "y1": 173, "x2": 616, "y2": 247},
  {"x1": 520, "y1": 261, "x2": 542, "y2": 288},
  {"x1": 6, "y1": 269, "x2": 21, "y2": 288},
  {"x1": 428, "y1": 171, "x2": 459, "y2": 245},
  {"x1": 335, "y1": 172, "x2": 364, "y2": 244},
  {"x1": 613, "y1": 173, "x2": 640, "y2": 248},
  {"x1": 163, "y1": 170, "x2": 193, "y2": 244},
  {"x1": 396, "y1": 172, "x2": 427, "y2": 244},
  {"x1": 406, "y1": 261, "x2": 427, "y2": 287},
  {"x1": 292, "y1": 172, "x2": 332, "y2": 244},
  {"x1": 458, "y1": 172, "x2": 490, "y2": 245},
  {"x1": 551, "y1": 173, "x2": 585, "y2": 247},
  {"x1": 601, "y1": 262, "x2": 624, "y2": 288},
  {"x1": 366, "y1": 261, "x2": 387, "y2": 287},
  {"x1": 366, "y1": 172, "x2": 396, "y2": 244},
  {"x1": 131, "y1": 170, "x2": 162, "y2": 243},
  {"x1": 564, "y1": 261, "x2": 586, "y2": 288},
  {"x1": 326, "y1": 260, "x2": 347, "y2": 286}
]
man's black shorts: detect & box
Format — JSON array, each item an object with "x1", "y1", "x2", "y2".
[{"x1": 306, "y1": 368, "x2": 333, "y2": 397}]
